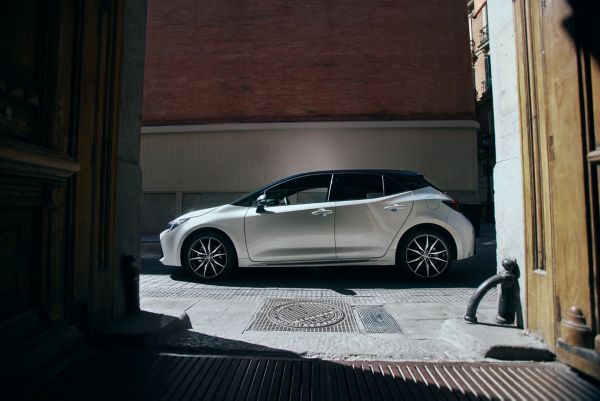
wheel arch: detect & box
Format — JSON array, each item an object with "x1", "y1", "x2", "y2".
[
  {"x1": 180, "y1": 226, "x2": 239, "y2": 265},
  {"x1": 395, "y1": 223, "x2": 458, "y2": 264}
]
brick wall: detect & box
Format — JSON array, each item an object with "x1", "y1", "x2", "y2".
[{"x1": 143, "y1": 0, "x2": 475, "y2": 125}]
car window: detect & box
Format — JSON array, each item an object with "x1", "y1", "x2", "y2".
[
  {"x1": 384, "y1": 174, "x2": 429, "y2": 195},
  {"x1": 384, "y1": 175, "x2": 409, "y2": 195},
  {"x1": 329, "y1": 173, "x2": 383, "y2": 201},
  {"x1": 402, "y1": 175, "x2": 429, "y2": 191},
  {"x1": 264, "y1": 174, "x2": 332, "y2": 206}
]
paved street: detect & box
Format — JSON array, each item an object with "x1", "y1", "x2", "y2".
[{"x1": 140, "y1": 225, "x2": 547, "y2": 361}]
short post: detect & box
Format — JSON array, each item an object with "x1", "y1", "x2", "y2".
[
  {"x1": 464, "y1": 258, "x2": 520, "y2": 325},
  {"x1": 123, "y1": 254, "x2": 141, "y2": 314},
  {"x1": 496, "y1": 258, "x2": 519, "y2": 324}
]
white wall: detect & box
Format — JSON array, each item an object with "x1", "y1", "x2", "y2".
[
  {"x1": 488, "y1": 1, "x2": 526, "y2": 316},
  {"x1": 140, "y1": 121, "x2": 479, "y2": 203}
]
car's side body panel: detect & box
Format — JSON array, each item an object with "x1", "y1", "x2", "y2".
[
  {"x1": 244, "y1": 201, "x2": 336, "y2": 262},
  {"x1": 334, "y1": 192, "x2": 414, "y2": 259}
]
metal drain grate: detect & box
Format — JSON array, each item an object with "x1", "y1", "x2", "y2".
[
  {"x1": 355, "y1": 305, "x2": 402, "y2": 333},
  {"x1": 247, "y1": 298, "x2": 359, "y2": 332}
]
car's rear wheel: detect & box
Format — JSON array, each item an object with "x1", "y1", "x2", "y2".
[
  {"x1": 398, "y1": 228, "x2": 452, "y2": 279},
  {"x1": 182, "y1": 231, "x2": 237, "y2": 280}
]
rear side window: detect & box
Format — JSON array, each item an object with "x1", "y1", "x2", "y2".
[
  {"x1": 330, "y1": 174, "x2": 383, "y2": 201},
  {"x1": 384, "y1": 176, "x2": 407, "y2": 195},
  {"x1": 384, "y1": 174, "x2": 429, "y2": 195}
]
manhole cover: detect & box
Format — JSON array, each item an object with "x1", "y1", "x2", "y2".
[
  {"x1": 267, "y1": 301, "x2": 346, "y2": 328},
  {"x1": 247, "y1": 299, "x2": 359, "y2": 332}
]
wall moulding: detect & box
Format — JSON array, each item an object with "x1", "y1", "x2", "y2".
[{"x1": 141, "y1": 120, "x2": 480, "y2": 135}]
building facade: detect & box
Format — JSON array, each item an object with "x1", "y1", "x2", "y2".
[
  {"x1": 141, "y1": 0, "x2": 479, "y2": 235},
  {"x1": 468, "y1": 0, "x2": 495, "y2": 222}
]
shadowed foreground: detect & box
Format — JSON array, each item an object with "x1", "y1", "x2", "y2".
[{"x1": 39, "y1": 349, "x2": 599, "y2": 401}]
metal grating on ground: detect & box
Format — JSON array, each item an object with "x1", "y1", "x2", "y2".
[
  {"x1": 246, "y1": 298, "x2": 360, "y2": 333},
  {"x1": 355, "y1": 305, "x2": 402, "y2": 333},
  {"x1": 42, "y1": 350, "x2": 600, "y2": 401},
  {"x1": 140, "y1": 285, "x2": 497, "y2": 304},
  {"x1": 268, "y1": 301, "x2": 346, "y2": 329}
]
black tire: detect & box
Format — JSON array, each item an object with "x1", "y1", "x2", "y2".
[
  {"x1": 182, "y1": 230, "x2": 237, "y2": 281},
  {"x1": 397, "y1": 228, "x2": 453, "y2": 279}
]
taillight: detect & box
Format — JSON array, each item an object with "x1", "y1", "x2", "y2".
[{"x1": 443, "y1": 199, "x2": 460, "y2": 211}]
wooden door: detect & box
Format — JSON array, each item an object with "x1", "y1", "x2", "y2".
[
  {"x1": 1, "y1": 0, "x2": 79, "y2": 327},
  {"x1": 0, "y1": 0, "x2": 125, "y2": 388},
  {"x1": 514, "y1": 0, "x2": 600, "y2": 378},
  {"x1": 514, "y1": 0, "x2": 558, "y2": 348}
]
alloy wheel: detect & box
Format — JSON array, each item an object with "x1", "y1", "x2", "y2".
[
  {"x1": 405, "y1": 234, "x2": 449, "y2": 278},
  {"x1": 187, "y1": 236, "x2": 228, "y2": 278}
]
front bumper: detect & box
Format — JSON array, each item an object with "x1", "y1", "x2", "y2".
[{"x1": 159, "y1": 228, "x2": 181, "y2": 266}]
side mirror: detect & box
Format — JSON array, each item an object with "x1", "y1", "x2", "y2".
[{"x1": 256, "y1": 193, "x2": 267, "y2": 213}]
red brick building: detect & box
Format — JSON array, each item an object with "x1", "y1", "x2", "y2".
[
  {"x1": 144, "y1": 0, "x2": 474, "y2": 124},
  {"x1": 141, "y1": 0, "x2": 479, "y2": 234}
]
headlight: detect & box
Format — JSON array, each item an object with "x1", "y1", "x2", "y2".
[{"x1": 167, "y1": 217, "x2": 190, "y2": 231}]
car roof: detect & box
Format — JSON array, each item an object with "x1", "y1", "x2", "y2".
[
  {"x1": 287, "y1": 169, "x2": 420, "y2": 176},
  {"x1": 274, "y1": 168, "x2": 420, "y2": 181}
]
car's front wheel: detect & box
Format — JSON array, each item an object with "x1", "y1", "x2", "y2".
[
  {"x1": 182, "y1": 231, "x2": 237, "y2": 280},
  {"x1": 398, "y1": 228, "x2": 452, "y2": 279}
]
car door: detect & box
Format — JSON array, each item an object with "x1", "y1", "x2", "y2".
[
  {"x1": 244, "y1": 173, "x2": 336, "y2": 262},
  {"x1": 331, "y1": 173, "x2": 413, "y2": 259}
]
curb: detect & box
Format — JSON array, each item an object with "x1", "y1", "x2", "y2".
[
  {"x1": 95, "y1": 311, "x2": 192, "y2": 349},
  {"x1": 484, "y1": 345, "x2": 556, "y2": 362}
]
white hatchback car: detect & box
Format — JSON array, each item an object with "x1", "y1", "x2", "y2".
[{"x1": 159, "y1": 170, "x2": 475, "y2": 280}]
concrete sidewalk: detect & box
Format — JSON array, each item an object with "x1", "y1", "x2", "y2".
[
  {"x1": 139, "y1": 292, "x2": 550, "y2": 362},
  {"x1": 139, "y1": 225, "x2": 550, "y2": 362}
]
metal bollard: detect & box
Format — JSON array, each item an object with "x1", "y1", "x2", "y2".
[
  {"x1": 123, "y1": 254, "x2": 141, "y2": 315},
  {"x1": 464, "y1": 258, "x2": 519, "y2": 324}
]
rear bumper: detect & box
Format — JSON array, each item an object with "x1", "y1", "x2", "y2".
[{"x1": 447, "y1": 210, "x2": 475, "y2": 260}]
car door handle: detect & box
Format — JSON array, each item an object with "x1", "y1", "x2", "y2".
[
  {"x1": 384, "y1": 204, "x2": 406, "y2": 212},
  {"x1": 311, "y1": 208, "x2": 333, "y2": 216}
]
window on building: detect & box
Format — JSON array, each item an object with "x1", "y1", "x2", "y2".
[{"x1": 484, "y1": 54, "x2": 492, "y2": 95}]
